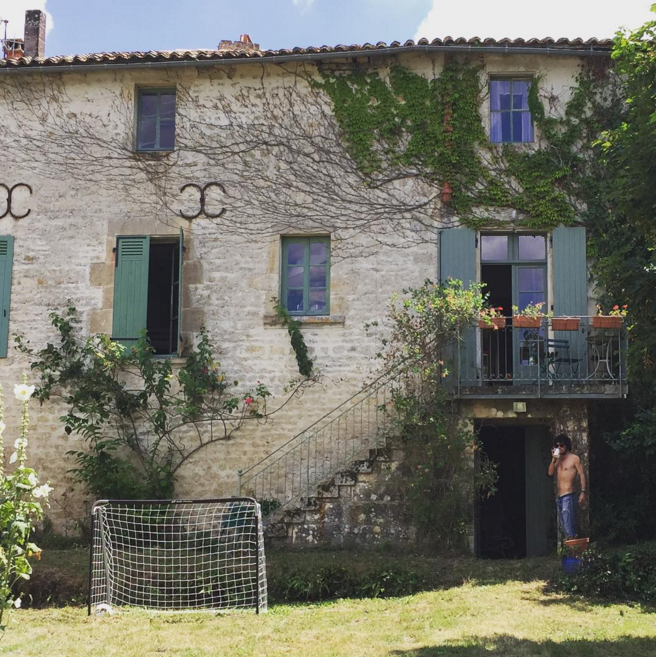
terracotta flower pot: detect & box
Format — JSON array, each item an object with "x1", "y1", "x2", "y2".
[
  {"x1": 551, "y1": 318, "x2": 580, "y2": 331},
  {"x1": 592, "y1": 315, "x2": 622, "y2": 329},
  {"x1": 478, "y1": 317, "x2": 506, "y2": 330},
  {"x1": 513, "y1": 316, "x2": 542, "y2": 328}
]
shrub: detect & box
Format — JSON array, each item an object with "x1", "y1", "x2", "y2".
[
  {"x1": 268, "y1": 564, "x2": 422, "y2": 602},
  {"x1": 555, "y1": 543, "x2": 656, "y2": 602}
]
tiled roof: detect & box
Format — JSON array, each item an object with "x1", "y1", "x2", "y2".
[{"x1": 0, "y1": 37, "x2": 614, "y2": 69}]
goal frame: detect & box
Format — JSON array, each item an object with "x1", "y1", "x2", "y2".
[{"x1": 87, "y1": 497, "x2": 266, "y2": 615}]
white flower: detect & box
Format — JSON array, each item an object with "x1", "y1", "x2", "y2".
[
  {"x1": 27, "y1": 472, "x2": 38, "y2": 487},
  {"x1": 14, "y1": 438, "x2": 27, "y2": 450},
  {"x1": 9, "y1": 452, "x2": 17, "y2": 464},
  {"x1": 14, "y1": 384, "x2": 35, "y2": 401},
  {"x1": 0, "y1": 420, "x2": 5, "y2": 435},
  {"x1": 32, "y1": 483, "x2": 52, "y2": 498},
  {"x1": 13, "y1": 598, "x2": 21, "y2": 608}
]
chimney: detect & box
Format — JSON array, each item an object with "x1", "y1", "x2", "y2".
[
  {"x1": 3, "y1": 38, "x2": 24, "y2": 60},
  {"x1": 24, "y1": 9, "x2": 46, "y2": 58},
  {"x1": 218, "y1": 34, "x2": 260, "y2": 52}
]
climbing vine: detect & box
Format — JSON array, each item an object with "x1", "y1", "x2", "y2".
[
  {"x1": 273, "y1": 300, "x2": 314, "y2": 378},
  {"x1": 317, "y1": 57, "x2": 621, "y2": 232}
]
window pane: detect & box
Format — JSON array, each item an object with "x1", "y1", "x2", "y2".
[
  {"x1": 512, "y1": 80, "x2": 530, "y2": 110},
  {"x1": 159, "y1": 120, "x2": 175, "y2": 150},
  {"x1": 287, "y1": 243, "x2": 305, "y2": 265},
  {"x1": 518, "y1": 268, "x2": 545, "y2": 292},
  {"x1": 137, "y1": 117, "x2": 157, "y2": 150},
  {"x1": 490, "y1": 113, "x2": 503, "y2": 143},
  {"x1": 160, "y1": 93, "x2": 176, "y2": 120},
  {"x1": 481, "y1": 235, "x2": 508, "y2": 261},
  {"x1": 287, "y1": 266, "x2": 304, "y2": 287},
  {"x1": 518, "y1": 235, "x2": 545, "y2": 260},
  {"x1": 490, "y1": 80, "x2": 511, "y2": 111},
  {"x1": 139, "y1": 93, "x2": 158, "y2": 118},
  {"x1": 286, "y1": 289, "x2": 304, "y2": 312},
  {"x1": 309, "y1": 289, "x2": 326, "y2": 312},
  {"x1": 309, "y1": 266, "x2": 326, "y2": 288},
  {"x1": 501, "y1": 112, "x2": 511, "y2": 142},
  {"x1": 518, "y1": 292, "x2": 545, "y2": 310},
  {"x1": 512, "y1": 111, "x2": 533, "y2": 143},
  {"x1": 310, "y1": 242, "x2": 327, "y2": 265}
]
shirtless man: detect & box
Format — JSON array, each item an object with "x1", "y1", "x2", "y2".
[{"x1": 547, "y1": 434, "x2": 587, "y2": 539}]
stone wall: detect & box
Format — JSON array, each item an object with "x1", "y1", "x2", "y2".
[{"x1": 0, "y1": 52, "x2": 594, "y2": 537}]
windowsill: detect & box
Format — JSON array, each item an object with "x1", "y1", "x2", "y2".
[
  {"x1": 134, "y1": 149, "x2": 175, "y2": 158},
  {"x1": 264, "y1": 314, "x2": 345, "y2": 327}
]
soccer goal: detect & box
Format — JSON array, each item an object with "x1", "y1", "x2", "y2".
[{"x1": 88, "y1": 498, "x2": 267, "y2": 615}]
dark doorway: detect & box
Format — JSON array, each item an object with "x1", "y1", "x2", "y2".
[
  {"x1": 479, "y1": 424, "x2": 526, "y2": 558},
  {"x1": 481, "y1": 264, "x2": 513, "y2": 382},
  {"x1": 478, "y1": 423, "x2": 555, "y2": 559},
  {"x1": 147, "y1": 242, "x2": 180, "y2": 355}
]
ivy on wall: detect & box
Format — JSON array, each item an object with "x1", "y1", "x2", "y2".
[{"x1": 317, "y1": 57, "x2": 620, "y2": 232}]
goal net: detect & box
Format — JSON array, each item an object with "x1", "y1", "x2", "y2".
[{"x1": 88, "y1": 498, "x2": 267, "y2": 614}]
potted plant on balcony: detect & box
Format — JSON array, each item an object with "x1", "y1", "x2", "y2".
[
  {"x1": 551, "y1": 316, "x2": 581, "y2": 331},
  {"x1": 479, "y1": 306, "x2": 506, "y2": 330},
  {"x1": 592, "y1": 304, "x2": 627, "y2": 329},
  {"x1": 512, "y1": 302, "x2": 548, "y2": 328}
]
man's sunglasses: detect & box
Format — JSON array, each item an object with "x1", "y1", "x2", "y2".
[{"x1": 555, "y1": 443, "x2": 566, "y2": 448}]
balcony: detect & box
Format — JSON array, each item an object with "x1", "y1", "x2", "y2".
[{"x1": 453, "y1": 316, "x2": 627, "y2": 399}]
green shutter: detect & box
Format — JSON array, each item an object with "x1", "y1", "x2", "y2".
[
  {"x1": 553, "y1": 226, "x2": 587, "y2": 317},
  {"x1": 0, "y1": 236, "x2": 14, "y2": 358},
  {"x1": 112, "y1": 236, "x2": 150, "y2": 348},
  {"x1": 440, "y1": 229, "x2": 477, "y2": 384},
  {"x1": 553, "y1": 227, "x2": 587, "y2": 374},
  {"x1": 439, "y1": 228, "x2": 477, "y2": 286}
]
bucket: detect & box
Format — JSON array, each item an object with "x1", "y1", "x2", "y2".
[{"x1": 561, "y1": 555, "x2": 581, "y2": 575}]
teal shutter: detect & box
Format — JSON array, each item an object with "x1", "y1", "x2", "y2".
[
  {"x1": 552, "y1": 227, "x2": 587, "y2": 317},
  {"x1": 112, "y1": 236, "x2": 150, "y2": 348},
  {"x1": 553, "y1": 227, "x2": 587, "y2": 377},
  {"x1": 440, "y1": 228, "x2": 477, "y2": 384},
  {"x1": 439, "y1": 228, "x2": 477, "y2": 287},
  {"x1": 0, "y1": 236, "x2": 14, "y2": 358}
]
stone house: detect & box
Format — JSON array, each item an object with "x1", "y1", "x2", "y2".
[{"x1": 0, "y1": 10, "x2": 626, "y2": 556}]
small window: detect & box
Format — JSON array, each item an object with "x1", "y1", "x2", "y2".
[
  {"x1": 490, "y1": 78, "x2": 534, "y2": 144},
  {"x1": 136, "y1": 89, "x2": 176, "y2": 152},
  {"x1": 481, "y1": 235, "x2": 508, "y2": 261},
  {"x1": 281, "y1": 237, "x2": 330, "y2": 315}
]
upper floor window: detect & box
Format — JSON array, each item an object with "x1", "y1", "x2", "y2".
[
  {"x1": 490, "y1": 78, "x2": 534, "y2": 144},
  {"x1": 281, "y1": 237, "x2": 330, "y2": 315},
  {"x1": 136, "y1": 89, "x2": 176, "y2": 152}
]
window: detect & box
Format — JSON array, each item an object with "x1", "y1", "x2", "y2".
[
  {"x1": 136, "y1": 88, "x2": 176, "y2": 151},
  {"x1": 0, "y1": 236, "x2": 14, "y2": 358},
  {"x1": 112, "y1": 233, "x2": 183, "y2": 355},
  {"x1": 281, "y1": 237, "x2": 330, "y2": 315},
  {"x1": 490, "y1": 78, "x2": 534, "y2": 144}
]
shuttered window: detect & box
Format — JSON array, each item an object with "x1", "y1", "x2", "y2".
[
  {"x1": 112, "y1": 232, "x2": 184, "y2": 355},
  {"x1": 0, "y1": 236, "x2": 14, "y2": 358}
]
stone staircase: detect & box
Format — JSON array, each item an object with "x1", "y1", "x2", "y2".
[{"x1": 264, "y1": 443, "x2": 414, "y2": 548}]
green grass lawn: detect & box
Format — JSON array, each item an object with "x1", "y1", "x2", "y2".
[{"x1": 2, "y1": 549, "x2": 655, "y2": 656}]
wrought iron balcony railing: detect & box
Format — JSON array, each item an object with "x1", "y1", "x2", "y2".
[{"x1": 454, "y1": 315, "x2": 627, "y2": 398}]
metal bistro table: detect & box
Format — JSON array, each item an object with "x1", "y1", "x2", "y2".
[{"x1": 586, "y1": 328, "x2": 621, "y2": 380}]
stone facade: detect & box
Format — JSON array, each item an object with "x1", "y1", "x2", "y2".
[{"x1": 0, "y1": 44, "x2": 613, "y2": 552}]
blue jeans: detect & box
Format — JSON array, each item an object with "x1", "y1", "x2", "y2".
[{"x1": 557, "y1": 492, "x2": 578, "y2": 539}]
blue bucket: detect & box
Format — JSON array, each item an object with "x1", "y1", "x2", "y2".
[{"x1": 561, "y1": 555, "x2": 581, "y2": 575}]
